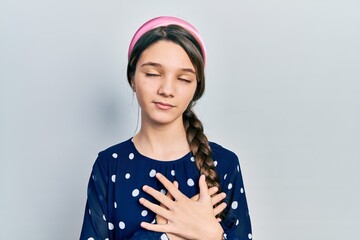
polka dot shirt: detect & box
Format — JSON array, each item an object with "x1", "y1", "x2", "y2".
[{"x1": 80, "y1": 138, "x2": 252, "y2": 239}]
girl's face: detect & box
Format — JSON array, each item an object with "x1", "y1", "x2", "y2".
[{"x1": 132, "y1": 40, "x2": 197, "y2": 127}]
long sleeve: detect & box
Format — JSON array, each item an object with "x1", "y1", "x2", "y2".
[
  {"x1": 80, "y1": 153, "x2": 165, "y2": 240},
  {"x1": 219, "y1": 155, "x2": 252, "y2": 240},
  {"x1": 80, "y1": 139, "x2": 250, "y2": 239},
  {"x1": 80, "y1": 154, "x2": 110, "y2": 240}
]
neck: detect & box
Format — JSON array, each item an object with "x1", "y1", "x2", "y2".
[{"x1": 133, "y1": 118, "x2": 190, "y2": 161}]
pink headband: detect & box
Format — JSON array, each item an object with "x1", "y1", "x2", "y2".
[{"x1": 128, "y1": 16, "x2": 206, "y2": 64}]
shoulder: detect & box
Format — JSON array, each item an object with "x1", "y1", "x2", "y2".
[
  {"x1": 93, "y1": 138, "x2": 133, "y2": 167},
  {"x1": 98, "y1": 138, "x2": 133, "y2": 157},
  {"x1": 209, "y1": 141, "x2": 240, "y2": 169}
]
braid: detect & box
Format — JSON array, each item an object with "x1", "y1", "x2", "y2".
[
  {"x1": 183, "y1": 107, "x2": 221, "y2": 191},
  {"x1": 183, "y1": 107, "x2": 225, "y2": 219}
]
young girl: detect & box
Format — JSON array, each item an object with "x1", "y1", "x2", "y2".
[{"x1": 80, "y1": 16, "x2": 252, "y2": 240}]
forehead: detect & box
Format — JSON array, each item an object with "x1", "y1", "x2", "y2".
[{"x1": 137, "y1": 40, "x2": 195, "y2": 71}]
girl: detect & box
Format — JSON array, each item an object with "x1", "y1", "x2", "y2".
[{"x1": 80, "y1": 16, "x2": 252, "y2": 240}]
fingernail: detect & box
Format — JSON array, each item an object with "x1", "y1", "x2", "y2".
[{"x1": 142, "y1": 185, "x2": 149, "y2": 191}]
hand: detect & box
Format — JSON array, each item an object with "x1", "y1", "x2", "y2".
[
  {"x1": 156, "y1": 180, "x2": 227, "y2": 240},
  {"x1": 139, "y1": 173, "x2": 225, "y2": 240},
  {"x1": 156, "y1": 181, "x2": 227, "y2": 224}
]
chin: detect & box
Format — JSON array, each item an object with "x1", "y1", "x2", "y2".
[{"x1": 146, "y1": 114, "x2": 183, "y2": 126}]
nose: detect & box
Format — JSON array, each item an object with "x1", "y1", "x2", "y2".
[{"x1": 157, "y1": 76, "x2": 174, "y2": 97}]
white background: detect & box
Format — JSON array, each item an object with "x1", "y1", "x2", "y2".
[{"x1": 1, "y1": 0, "x2": 359, "y2": 239}]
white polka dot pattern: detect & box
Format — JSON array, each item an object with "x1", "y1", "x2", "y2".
[
  {"x1": 141, "y1": 210, "x2": 148, "y2": 217},
  {"x1": 119, "y1": 221, "x2": 125, "y2": 229},
  {"x1": 149, "y1": 169, "x2": 156, "y2": 177},
  {"x1": 108, "y1": 222, "x2": 114, "y2": 230},
  {"x1": 161, "y1": 233, "x2": 169, "y2": 240},
  {"x1": 187, "y1": 178, "x2": 194, "y2": 186},
  {"x1": 132, "y1": 189, "x2": 139, "y2": 197},
  {"x1": 81, "y1": 139, "x2": 252, "y2": 239}
]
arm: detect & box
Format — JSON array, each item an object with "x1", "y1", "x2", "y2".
[
  {"x1": 220, "y1": 157, "x2": 252, "y2": 240},
  {"x1": 80, "y1": 154, "x2": 162, "y2": 240},
  {"x1": 80, "y1": 154, "x2": 110, "y2": 240}
]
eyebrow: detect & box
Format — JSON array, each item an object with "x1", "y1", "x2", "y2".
[{"x1": 140, "y1": 62, "x2": 196, "y2": 74}]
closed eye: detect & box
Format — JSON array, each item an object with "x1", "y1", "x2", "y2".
[
  {"x1": 145, "y1": 73, "x2": 161, "y2": 77},
  {"x1": 178, "y1": 78, "x2": 192, "y2": 83}
]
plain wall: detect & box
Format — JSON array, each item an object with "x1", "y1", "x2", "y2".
[{"x1": 1, "y1": 0, "x2": 359, "y2": 239}]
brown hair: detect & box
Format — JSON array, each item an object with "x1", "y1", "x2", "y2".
[{"x1": 127, "y1": 25, "x2": 221, "y2": 197}]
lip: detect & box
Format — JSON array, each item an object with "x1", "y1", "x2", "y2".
[{"x1": 154, "y1": 101, "x2": 175, "y2": 110}]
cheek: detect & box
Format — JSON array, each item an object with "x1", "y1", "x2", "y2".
[
  {"x1": 180, "y1": 87, "x2": 197, "y2": 106},
  {"x1": 135, "y1": 88, "x2": 147, "y2": 107},
  {"x1": 133, "y1": 84, "x2": 148, "y2": 107}
]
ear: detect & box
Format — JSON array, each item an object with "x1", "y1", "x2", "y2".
[{"x1": 130, "y1": 79, "x2": 136, "y2": 92}]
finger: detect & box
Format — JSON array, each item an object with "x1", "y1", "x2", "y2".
[
  {"x1": 140, "y1": 221, "x2": 172, "y2": 233},
  {"x1": 139, "y1": 197, "x2": 172, "y2": 220},
  {"x1": 213, "y1": 202, "x2": 227, "y2": 216},
  {"x1": 164, "y1": 187, "x2": 172, "y2": 200},
  {"x1": 208, "y1": 186, "x2": 219, "y2": 196},
  {"x1": 198, "y1": 175, "x2": 210, "y2": 200},
  {"x1": 211, "y1": 192, "x2": 226, "y2": 206},
  {"x1": 190, "y1": 186, "x2": 218, "y2": 201},
  {"x1": 170, "y1": 181, "x2": 178, "y2": 200},
  {"x1": 155, "y1": 173, "x2": 184, "y2": 200},
  {"x1": 157, "y1": 180, "x2": 178, "y2": 224},
  {"x1": 142, "y1": 185, "x2": 174, "y2": 209},
  {"x1": 163, "y1": 180, "x2": 178, "y2": 203}
]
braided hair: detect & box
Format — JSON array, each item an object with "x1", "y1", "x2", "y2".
[{"x1": 127, "y1": 25, "x2": 221, "y2": 197}]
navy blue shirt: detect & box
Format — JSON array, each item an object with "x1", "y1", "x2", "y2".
[{"x1": 80, "y1": 138, "x2": 252, "y2": 240}]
